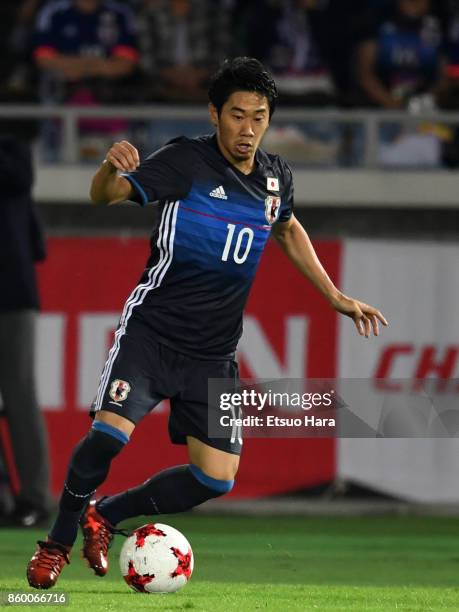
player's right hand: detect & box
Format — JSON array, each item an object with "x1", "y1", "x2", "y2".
[{"x1": 105, "y1": 140, "x2": 140, "y2": 173}]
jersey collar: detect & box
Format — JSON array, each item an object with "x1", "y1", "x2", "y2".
[{"x1": 210, "y1": 133, "x2": 262, "y2": 178}]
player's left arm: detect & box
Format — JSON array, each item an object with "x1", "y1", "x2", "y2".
[{"x1": 272, "y1": 215, "x2": 388, "y2": 337}]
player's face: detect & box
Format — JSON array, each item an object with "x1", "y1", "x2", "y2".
[{"x1": 210, "y1": 91, "x2": 270, "y2": 173}]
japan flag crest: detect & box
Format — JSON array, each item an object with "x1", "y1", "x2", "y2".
[
  {"x1": 109, "y1": 379, "x2": 131, "y2": 402},
  {"x1": 264, "y1": 195, "x2": 281, "y2": 225}
]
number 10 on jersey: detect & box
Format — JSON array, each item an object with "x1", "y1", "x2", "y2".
[{"x1": 221, "y1": 224, "x2": 254, "y2": 264}]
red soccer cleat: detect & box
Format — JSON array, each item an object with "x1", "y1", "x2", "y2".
[
  {"x1": 80, "y1": 500, "x2": 114, "y2": 576},
  {"x1": 27, "y1": 540, "x2": 71, "y2": 589}
]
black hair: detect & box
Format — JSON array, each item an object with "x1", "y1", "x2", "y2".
[{"x1": 208, "y1": 57, "x2": 278, "y2": 119}]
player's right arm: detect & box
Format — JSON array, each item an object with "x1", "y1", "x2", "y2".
[{"x1": 90, "y1": 141, "x2": 140, "y2": 205}]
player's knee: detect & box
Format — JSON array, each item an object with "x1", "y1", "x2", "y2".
[
  {"x1": 190, "y1": 452, "x2": 239, "y2": 483},
  {"x1": 91, "y1": 420, "x2": 130, "y2": 447},
  {"x1": 95, "y1": 410, "x2": 135, "y2": 437},
  {"x1": 189, "y1": 464, "x2": 235, "y2": 496},
  {"x1": 220, "y1": 454, "x2": 239, "y2": 480}
]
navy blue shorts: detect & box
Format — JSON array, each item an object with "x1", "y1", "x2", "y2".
[{"x1": 90, "y1": 322, "x2": 242, "y2": 455}]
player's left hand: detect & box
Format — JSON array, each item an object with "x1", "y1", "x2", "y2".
[{"x1": 331, "y1": 294, "x2": 388, "y2": 338}]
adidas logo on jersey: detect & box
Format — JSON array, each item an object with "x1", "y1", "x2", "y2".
[{"x1": 209, "y1": 185, "x2": 227, "y2": 200}]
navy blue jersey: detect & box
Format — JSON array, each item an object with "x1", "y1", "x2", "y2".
[
  {"x1": 121, "y1": 135, "x2": 294, "y2": 359},
  {"x1": 34, "y1": 0, "x2": 138, "y2": 62}
]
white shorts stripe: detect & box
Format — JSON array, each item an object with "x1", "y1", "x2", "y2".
[
  {"x1": 93, "y1": 203, "x2": 171, "y2": 411},
  {"x1": 93, "y1": 201, "x2": 179, "y2": 412}
]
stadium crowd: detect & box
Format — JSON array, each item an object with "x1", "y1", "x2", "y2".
[
  {"x1": 0, "y1": 0, "x2": 458, "y2": 170},
  {"x1": 0, "y1": 0, "x2": 458, "y2": 110}
]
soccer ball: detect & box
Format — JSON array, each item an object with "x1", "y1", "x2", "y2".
[{"x1": 119, "y1": 523, "x2": 194, "y2": 593}]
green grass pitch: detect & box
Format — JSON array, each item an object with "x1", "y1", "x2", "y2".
[{"x1": 1, "y1": 514, "x2": 459, "y2": 611}]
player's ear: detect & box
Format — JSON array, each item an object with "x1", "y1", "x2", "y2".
[{"x1": 208, "y1": 103, "x2": 218, "y2": 127}]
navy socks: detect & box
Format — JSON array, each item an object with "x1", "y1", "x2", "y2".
[
  {"x1": 48, "y1": 421, "x2": 234, "y2": 546},
  {"x1": 97, "y1": 464, "x2": 234, "y2": 526},
  {"x1": 49, "y1": 423, "x2": 128, "y2": 546}
]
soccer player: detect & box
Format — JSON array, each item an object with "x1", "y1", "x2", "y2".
[{"x1": 27, "y1": 57, "x2": 387, "y2": 588}]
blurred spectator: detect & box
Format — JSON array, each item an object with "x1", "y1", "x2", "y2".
[
  {"x1": 239, "y1": 0, "x2": 335, "y2": 106},
  {"x1": 32, "y1": 0, "x2": 140, "y2": 160},
  {"x1": 0, "y1": 3, "x2": 32, "y2": 95},
  {"x1": 355, "y1": 0, "x2": 450, "y2": 167},
  {"x1": 305, "y1": 0, "x2": 368, "y2": 105},
  {"x1": 33, "y1": 0, "x2": 139, "y2": 104},
  {"x1": 0, "y1": 116, "x2": 51, "y2": 527},
  {"x1": 437, "y1": 0, "x2": 459, "y2": 108},
  {"x1": 434, "y1": 0, "x2": 459, "y2": 165},
  {"x1": 7, "y1": 1, "x2": 50, "y2": 94},
  {"x1": 138, "y1": 0, "x2": 230, "y2": 102},
  {"x1": 356, "y1": 0, "x2": 445, "y2": 109}
]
